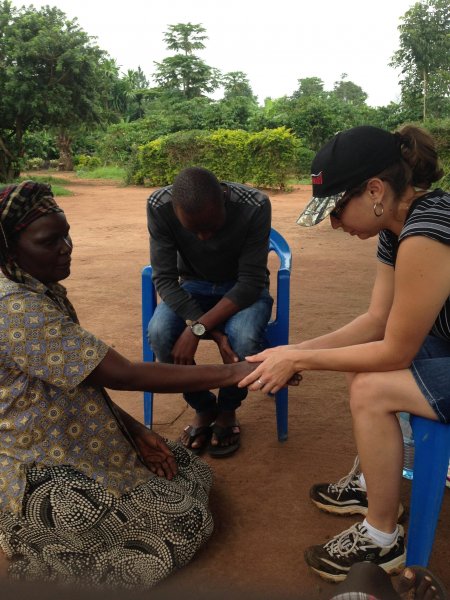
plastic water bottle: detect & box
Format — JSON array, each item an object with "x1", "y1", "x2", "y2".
[{"x1": 398, "y1": 412, "x2": 415, "y2": 480}]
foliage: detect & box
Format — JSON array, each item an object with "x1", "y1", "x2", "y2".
[
  {"x1": 294, "y1": 146, "x2": 315, "y2": 178},
  {"x1": 222, "y1": 71, "x2": 256, "y2": 100},
  {"x1": 76, "y1": 166, "x2": 125, "y2": 180},
  {"x1": 153, "y1": 23, "x2": 221, "y2": 98},
  {"x1": 332, "y1": 74, "x2": 368, "y2": 105},
  {"x1": 128, "y1": 127, "x2": 300, "y2": 189},
  {"x1": 421, "y1": 119, "x2": 450, "y2": 190},
  {"x1": 203, "y1": 129, "x2": 250, "y2": 181},
  {"x1": 390, "y1": 0, "x2": 450, "y2": 120},
  {"x1": 0, "y1": 0, "x2": 115, "y2": 181},
  {"x1": 24, "y1": 157, "x2": 45, "y2": 170},
  {"x1": 107, "y1": 65, "x2": 152, "y2": 122},
  {"x1": 6, "y1": 175, "x2": 73, "y2": 195},
  {"x1": 22, "y1": 129, "x2": 58, "y2": 162},
  {"x1": 127, "y1": 130, "x2": 210, "y2": 185},
  {"x1": 163, "y1": 22, "x2": 208, "y2": 54},
  {"x1": 246, "y1": 128, "x2": 300, "y2": 189},
  {"x1": 74, "y1": 154, "x2": 101, "y2": 170},
  {"x1": 291, "y1": 77, "x2": 326, "y2": 99}
]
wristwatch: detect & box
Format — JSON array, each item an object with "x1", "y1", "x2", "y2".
[{"x1": 186, "y1": 320, "x2": 207, "y2": 337}]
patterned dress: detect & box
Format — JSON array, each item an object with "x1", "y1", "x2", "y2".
[{"x1": 0, "y1": 273, "x2": 213, "y2": 588}]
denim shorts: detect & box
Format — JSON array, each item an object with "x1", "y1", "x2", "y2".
[{"x1": 410, "y1": 335, "x2": 450, "y2": 423}]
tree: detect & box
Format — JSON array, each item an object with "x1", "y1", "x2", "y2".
[
  {"x1": 332, "y1": 74, "x2": 368, "y2": 105},
  {"x1": 291, "y1": 77, "x2": 325, "y2": 99},
  {"x1": 222, "y1": 71, "x2": 256, "y2": 100},
  {"x1": 0, "y1": 1, "x2": 114, "y2": 179},
  {"x1": 390, "y1": 0, "x2": 450, "y2": 120},
  {"x1": 153, "y1": 23, "x2": 221, "y2": 99},
  {"x1": 163, "y1": 22, "x2": 208, "y2": 55}
]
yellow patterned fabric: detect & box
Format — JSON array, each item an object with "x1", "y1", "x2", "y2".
[{"x1": 0, "y1": 272, "x2": 152, "y2": 514}]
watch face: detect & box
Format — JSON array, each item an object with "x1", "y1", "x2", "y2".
[{"x1": 191, "y1": 322, "x2": 206, "y2": 336}]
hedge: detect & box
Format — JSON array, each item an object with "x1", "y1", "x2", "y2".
[{"x1": 127, "y1": 127, "x2": 302, "y2": 189}]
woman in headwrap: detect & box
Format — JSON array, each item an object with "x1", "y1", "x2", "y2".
[{"x1": 0, "y1": 181, "x2": 254, "y2": 588}]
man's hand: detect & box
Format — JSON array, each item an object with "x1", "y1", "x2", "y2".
[
  {"x1": 132, "y1": 423, "x2": 178, "y2": 480},
  {"x1": 171, "y1": 327, "x2": 200, "y2": 364},
  {"x1": 209, "y1": 330, "x2": 239, "y2": 364}
]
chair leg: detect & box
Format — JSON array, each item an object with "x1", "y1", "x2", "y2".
[
  {"x1": 143, "y1": 391, "x2": 153, "y2": 429},
  {"x1": 275, "y1": 388, "x2": 288, "y2": 442},
  {"x1": 406, "y1": 417, "x2": 450, "y2": 566}
]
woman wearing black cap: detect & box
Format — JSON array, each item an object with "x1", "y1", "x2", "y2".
[{"x1": 239, "y1": 125, "x2": 449, "y2": 582}]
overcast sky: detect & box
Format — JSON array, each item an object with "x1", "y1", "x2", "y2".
[{"x1": 11, "y1": 0, "x2": 416, "y2": 107}]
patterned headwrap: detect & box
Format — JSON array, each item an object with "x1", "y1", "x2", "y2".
[
  {"x1": 0, "y1": 180, "x2": 62, "y2": 279},
  {"x1": 0, "y1": 180, "x2": 78, "y2": 322}
]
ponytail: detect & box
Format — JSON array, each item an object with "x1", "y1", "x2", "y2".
[{"x1": 395, "y1": 126, "x2": 443, "y2": 188}]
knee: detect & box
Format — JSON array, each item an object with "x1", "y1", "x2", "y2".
[
  {"x1": 226, "y1": 320, "x2": 266, "y2": 358},
  {"x1": 349, "y1": 373, "x2": 385, "y2": 417},
  {"x1": 147, "y1": 317, "x2": 176, "y2": 360}
]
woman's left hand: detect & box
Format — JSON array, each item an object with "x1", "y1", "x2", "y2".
[
  {"x1": 133, "y1": 425, "x2": 178, "y2": 480},
  {"x1": 238, "y1": 346, "x2": 301, "y2": 394}
]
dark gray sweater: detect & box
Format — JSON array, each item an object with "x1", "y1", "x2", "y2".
[{"x1": 147, "y1": 181, "x2": 271, "y2": 322}]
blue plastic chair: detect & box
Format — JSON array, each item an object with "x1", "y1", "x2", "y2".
[
  {"x1": 406, "y1": 416, "x2": 450, "y2": 566},
  {"x1": 141, "y1": 227, "x2": 292, "y2": 441}
]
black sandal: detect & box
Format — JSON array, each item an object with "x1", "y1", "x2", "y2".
[
  {"x1": 208, "y1": 423, "x2": 241, "y2": 458},
  {"x1": 180, "y1": 424, "x2": 213, "y2": 455}
]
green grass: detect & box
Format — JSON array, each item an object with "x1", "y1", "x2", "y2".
[
  {"x1": 76, "y1": 166, "x2": 125, "y2": 181},
  {"x1": 286, "y1": 176, "x2": 311, "y2": 185},
  {"x1": 16, "y1": 174, "x2": 74, "y2": 185},
  {"x1": 3, "y1": 175, "x2": 74, "y2": 196}
]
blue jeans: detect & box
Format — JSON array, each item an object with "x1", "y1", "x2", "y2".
[
  {"x1": 411, "y1": 335, "x2": 450, "y2": 424},
  {"x1": 147, "y1": 280, "x2": 274, "y2": 412}
]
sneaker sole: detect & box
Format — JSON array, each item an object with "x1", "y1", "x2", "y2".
[
  {"x1": 308, "y1": 552, "x2": 406, "y2": 583},
  {"x1": 311, "y1": 498, "x2": 368, "y2": 516},
  {"x1": 311, "y1": 498, "x2": 405, "y2": 520}
]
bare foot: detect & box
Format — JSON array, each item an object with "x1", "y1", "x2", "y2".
[
  {"x1": 180, "y1": 408, "x2": 217, "y2": 452},
  {"x1": 395, "y1": 567, "x2": 447, "y2": 600},
  {"x1": 208, "y1": 410, "x2": 241, "y2": 457}
]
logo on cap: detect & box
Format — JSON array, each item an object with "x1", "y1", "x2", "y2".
[{"x1": 311, "y1": 172, "x2": 323, "y2": 185}]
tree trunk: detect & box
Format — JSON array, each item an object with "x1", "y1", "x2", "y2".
[
  {"x1": 57, "y1": 130, "x2": 74, "y2": 171},
  {"x1": 0, "y1": 135, "x2": 20, "y2": 183},
  {"x1": 423, "y1": 68, "x2": 428, "y2": 121}
]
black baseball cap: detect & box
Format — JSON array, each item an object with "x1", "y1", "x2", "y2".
[{"x1": 297, "y1": 126, "x2": 402, "y2": 227}]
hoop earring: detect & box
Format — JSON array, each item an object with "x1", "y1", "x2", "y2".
[{"x1": 373, "y1": 202, "x2": 384, "y2": 217}]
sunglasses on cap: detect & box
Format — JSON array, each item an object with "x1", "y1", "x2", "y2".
[{"x1": 329, "y1": 193, "x2": 353, "y2": 220}]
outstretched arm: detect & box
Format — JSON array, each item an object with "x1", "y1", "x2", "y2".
[
  {"x1": 240, "y1": 239, "x2": 450, "y2": 392},
  {"x1": 86, "y1": 346, "x2": 257, "y2": 392}
]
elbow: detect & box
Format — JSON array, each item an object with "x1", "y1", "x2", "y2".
[{"x1": 383, "y1": 349, "x2": 415, "y2": 371}]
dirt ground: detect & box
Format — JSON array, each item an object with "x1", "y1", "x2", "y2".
[{"x1": 1, "y1": 174, "x2": 449, "y2": 597}]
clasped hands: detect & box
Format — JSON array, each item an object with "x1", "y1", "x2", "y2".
[{"x1": 238, "y1": 346, "x2": 303, "y2": 395}]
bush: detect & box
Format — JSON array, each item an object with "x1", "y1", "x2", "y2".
[
  {"x1": 75, "y1": 154, "x2": 102, "y2": 170},
  {"x1": 95, "y1": 119, "x2": 162, "y2": 165},
  {"x1": 128, "y1": 127, "x2": 301, "y2": 189},
  {"x1": 295, "y1": 145, "x2": 315, "y2": 178},
  {"x1": 203, "y1": 129, "x2": 250, "y2": 182},
  {"x1": 127, "y1": 130, "x2": 210, "y2": 186},
  {"x1": 409, "y1": 119, "x2": 450, "y2": 192},
  {"x1": 24, "y1": 157, "x2": 45, "y2": 170},
  {"x1": 246, "y1": 128, "x2": 300, "y2": 189}
]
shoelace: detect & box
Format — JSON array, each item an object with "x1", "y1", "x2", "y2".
[
  {"x1": 327, "y1": 456, "x2": 362, "y2": 499},
  {"x1": 323, "y1": 524, "x2": 371, "y2": 557}
]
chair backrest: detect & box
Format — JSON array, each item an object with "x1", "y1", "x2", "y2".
[{"x1": 266, "y1": 228, "x2": 292, "y2": 347}]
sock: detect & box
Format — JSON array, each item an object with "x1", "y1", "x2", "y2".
[
  {"x1": 358, "y1": 472, "x2": 367, "y2": 490},
  {"x1": 363, "y1": 518, "x2": 398, "y2": 547}
]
